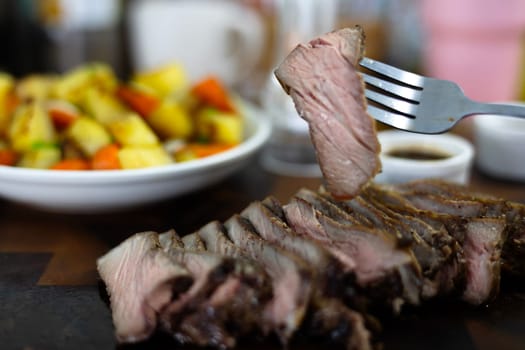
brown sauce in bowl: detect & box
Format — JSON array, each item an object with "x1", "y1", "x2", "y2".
[{"x1": 387, "y1": 147, "x2": 451, "y2": 161}]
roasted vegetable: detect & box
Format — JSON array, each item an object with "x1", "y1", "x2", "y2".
[
  {"x1": 67, "y1": 116, "x2": 112, "y2": 157},
  {"x1": 131, "y1": 63, "x2": 187, "y2": 98},
  {"x1": 0, "y1": 73, "x2": 16, "y2": 135},
  {"x1": 18, "y1": 146, "x2": 61, "y2": 169},
  {"x1": 118, "y1": 145, "x2": 172, "y2": 169},
  {"x1": 91, "y1": 144, "x2": 121, "y2": 170},
  {"x1": 81, "y1": 87, "x2": 127, "y2": 125},
  {"x1": 148, "y1": 99, "x2": 193, "y2": 139},
  {"x1": 0, "y1": 62, "x2": 244, "y2": 170},
  {"x1": 196, "y1": 108, "x2": 243, "y2": 145},
  {"x1": 8, "y1": 102, "x2": 56, "y2": 153},
  {"x1": 108, "y1": 113, "x2": 159, "y2": 147},
  {"x1": 52, "y1": 62, "x2": 118, "y2": 104}
]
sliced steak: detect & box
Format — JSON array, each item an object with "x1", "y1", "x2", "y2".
[
  {"x1": 96, "y1": 232, "x2": 193, "y2": 343},
  {"x1": 196, "y1": 217, "x2": 313, "y2": 344},
  {"x1": 323, "y1": 193, "x2": 416, "y2": 247},
  {"x1": 196, "y1": 220, "x2": 244, "y2": 257},
  {"x1": 364, "y1": 184, "x2": 456, "y2": 252},
  {"x1": 162, "y1": 244, "x2": 271, "y2": 348},
  {"x1": 363, "y1": 183, "x2": 465, "y2": 297},
  {"x1": 241, "y1": 198, "x2": 355, "y2": 298},
  {"x1": 275, "y1": 26, "x2": 381, "y2": 199},
  {"x1": 284, "y1": 196, "x2": 421, "y2": 311},
  {"x1": 384, "y1": 181, "x2": 507, "y2": 304},
  {"x1": 294, "y1": 187, "x2": 364, "y2": 226},
  {"x1": 293, "y1": 187, "x2": 444, "y2": 297},
  {"x1": 395, "y1": 179, "x2": 525, "y2": 277},
  {"x1": 223, "y1": 214, "x2": 313, "y2": 343},
  {"x1": 462, "y1": 218, "x2": 506, "y2": 304}
]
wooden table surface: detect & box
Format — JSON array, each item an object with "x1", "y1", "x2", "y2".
[{"x1": 1, "y1": 150, "x2": 525, "y2": 350}]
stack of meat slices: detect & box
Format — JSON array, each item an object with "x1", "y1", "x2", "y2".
[
  {"x1": 97, "y1": 26, "x2": 525, "y2": 350},
  {"x1": 97, "y1": 180, "x2": 525, "y2": 350}
]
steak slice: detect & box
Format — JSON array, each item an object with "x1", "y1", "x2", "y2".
[
  {"x1": 160, "y1": 235, "x2": 271, "y2": 349},
  {"x1": 385, "y1": 181, "x2": 507, "y2": 304},
  {"x1": 293, "y1": 187, "x2": 444, "y2": 293},
  {"x1": 241, "y1": 198, "x2": 355, "y2": 298},
  {"x1": 294, "y1": 187, "x2": 364, "y2": 226},
  {"x1": 196, "y1": 217, "x2": 313, "y2": 344},
  {"x1": 196, "y1": 220, "x2": 244, "y2": 257},
  {"x1": 223, "y1": 215, "x2": 313, "y2": 343},
  {"x1": 364, "y1": 184, "x2": 456, "y2": 252},
  {"x1": 395, "y1": 179, "x2": 525, "y2": 277},
  {"x1": 275, "y1": 26, "x2": 381, "y2": 199},
  {"x1": 283, "y1": 196, "x2": 421, "y2": 311},
  {"x1": 198, "y1": 219, "x2": 374, "y2": 350},
  {"x1": 363, "y1": 183, "x2": 465, "y2": 297},
  {"x1": 462, "y1": 218, "x2": 506, "y2": 304},
  {"x1": 96, "y1": 232, "x2": 193, "y2": 343}
]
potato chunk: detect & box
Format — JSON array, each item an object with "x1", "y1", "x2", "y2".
[
  {"x1": 67, "y1": 116, "x2": 112, "y2": 157},
  {"x1": 118, "y1": 146, "x2": 172, "y2": 169},
  {"x1": 18, "y1": 146, "x2": 61, "y2": 169},
  {"x1": 132, "y1": 63, "x2": 187, "y2": 98},
  {"x1": 108, "y1": 113, "x2": 159, "y2": 147},
  {"x1": 148, "y1": 100, "x2": 193, "y2": 139},
  {"x1": 8, "y1": 102, "x2": 56, "y2": 152}
]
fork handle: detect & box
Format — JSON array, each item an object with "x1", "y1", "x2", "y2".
[{"x1": 469, "y1": 102, "x2": 525, "y2": 118}]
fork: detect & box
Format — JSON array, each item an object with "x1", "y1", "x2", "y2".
[{"x1": 359, "y1": 57, "x2": 525, "y2": 134}]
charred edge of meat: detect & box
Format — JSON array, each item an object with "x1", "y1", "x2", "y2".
[
  {"x1": 181, "y1": 233, "x2": 207, "y2": 252},
  {"x1": 498, "y1": 203, "x2": 525, "y2": 277},
  {"x1": 339, "y1": 195, "x2": 415, "y2": 247},
  {"x1": 294, "y1": 187, "x2": 362, "y2": 226},
  {"x1": 364, "y1": 184, "x2": 457, "y2": 253},
  {"x1": 165, "y1": 252, "x2": 272, "y2": 348},
  {"x1": 173, "y1": 282, "x2": 272, "y2": 349},
  {"x1": 301, "y1": 298, "x2": 373, "y2": 350}
]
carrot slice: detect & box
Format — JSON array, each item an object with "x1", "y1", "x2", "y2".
[
  {"x1": 186, "y1": 143, "x2": 234, "y2": 158},
  {"x1": 49, "y1": 108, "x2": 78, "y2": 130},
  {"x1": 116, "y1": 85, "x2": 160, "y2": 117},
  {"x1": 51, "y1": 158, "x2": 91, "y2": 170},
  {"x1": 0, "y1": 149, "x2": 18, "y2": 166},
  {"x1": 191, "y1": 76, "x2": 235, "y2": 112},
  {"x1": 91, "y1": 144, "x2": 121, "y2": 170}
]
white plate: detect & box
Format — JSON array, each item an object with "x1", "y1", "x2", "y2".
[{"x1": 0, "y1": 101, "x2": 271, "y2": 213}]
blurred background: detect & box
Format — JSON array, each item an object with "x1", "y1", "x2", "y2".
[{"x1": 1, "y1": 0, "x2": 524, "y2": 102}]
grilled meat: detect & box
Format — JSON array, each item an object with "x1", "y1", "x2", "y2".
[{"x1": 274, "y1": 26, "x2": 381, "y2": 199}]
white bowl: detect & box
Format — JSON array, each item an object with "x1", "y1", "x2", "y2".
[
  {"x1": 473, "y1": 111, "x2": 525, "y2": 181},
  {"x1": 0, "y1": 101, "x2": 271, "y2": 213},
  {"x1": 375, "y1": 130, "x2": 475, "y2": 185}
]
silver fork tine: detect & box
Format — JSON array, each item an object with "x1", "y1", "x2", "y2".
[
  {"x1": 361, "y1": 72, "x2": 422, "y2": 102},
  {"x1": 367, "y1": 105, "x2": 414, "y2": 131},
  {"x1": 360, "y1": 57, "x2": 425, "y2": 88},
  {"x1": 365, "y1": 89, "x2": 418, "y2": 116}
]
